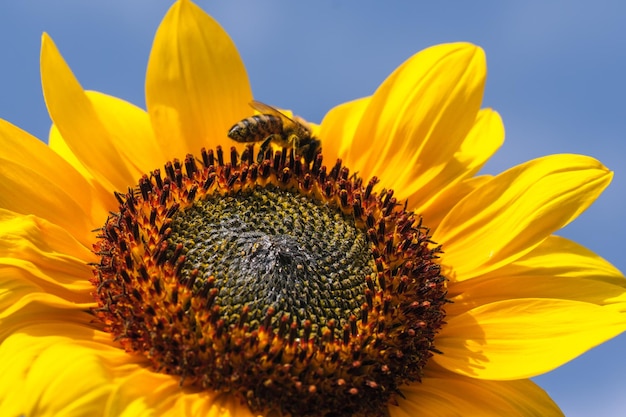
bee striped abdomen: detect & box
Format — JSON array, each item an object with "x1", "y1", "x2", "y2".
[{"x1": 227, "y1": 114, "x2": 283, "y2": 143}]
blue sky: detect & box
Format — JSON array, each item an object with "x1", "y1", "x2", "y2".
[{"x1": 1, "y1": 1, "x2": 625, "y2": 415}]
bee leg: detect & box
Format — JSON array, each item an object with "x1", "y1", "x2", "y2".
[
  {"x1": 300, "y1": 144, "x2": 312, "y2": 164},
  {"x1": 304, "y1": 139, "x2": 322, "y2": 164},
  {"x1": 257, "y1": 135, "x2": 275, "y2": 163}
]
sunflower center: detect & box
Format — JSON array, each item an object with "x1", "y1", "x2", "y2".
[
  {"x1": 91, "y1": 145, "x2": 448, "y2": 417},
  {"x1": 170, "y1": 186, "x2": 371, "y2": 333}
]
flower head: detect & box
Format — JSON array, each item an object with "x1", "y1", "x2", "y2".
[{"x1": 1, "y1": 1, "x2": 626, "y2": 416}]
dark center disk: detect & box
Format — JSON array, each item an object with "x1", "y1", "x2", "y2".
[{"x1": 169, "y1": 185, "x2": 373, "y2": 332}]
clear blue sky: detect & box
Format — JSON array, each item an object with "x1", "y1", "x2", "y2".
[{"x1": 1, "y1": 1, "x2": 625, "y2": 415}]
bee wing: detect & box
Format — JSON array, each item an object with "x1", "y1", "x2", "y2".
[
  {"x1": 250, "y1": 100, "x2": 311, "y2": 137},
  {"x1": 249, "y1": 100, "x2": 294, "y2": 121}
]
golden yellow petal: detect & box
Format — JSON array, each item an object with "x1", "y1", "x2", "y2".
[
  {"x1": 0, "y1": 120, "x2": 105, "y2": 243},
  {"x1": 490, "y1": 235, "x2": 624, "y2": 284},
  {"x1": 164, "y1": 391, "x2": 259, "y2": 417},
  {"x1": 390, "y1": 371, "x2": 563, "y2": 417},
  {"x1": 420, "y1": 175, "x2": 492, "y2": 230},
  {"x1": 0, "y1": 319, "x2": 257, "y2": 417},
  {"x1": 0, "y1": 264, "x2": 91, "y2": 313},
  {"x1": 454, "y1": 109, "x2": 505, "y2": 178},
  {"x1": 86, "y1": 91, "x2": 163, "y2": 175},
  {"x1": 48, "y1": 124, "x2": 117, "y2": 215},
  {"x1": 1, "y1": 261, "x2": 91, "y2": 306},
  {"x1": 408, "y1": 109, "x2": 504, "y2": 215},
  {"x1": 0, "y1": 209, "x2": 94, "y2": 264},
  {"x1": 0, "y1": 215, "x2": 95, "y2": 331},
  {"x1": 105, "y1": 366, "x2": 259, "y2": 417},
  {"x1": 0, "y1": 267, "x2": 40, "y2": 314},
  {"x1": 0, "y1": 297, "x2": 94, "y2": 343},
  {"x1": 0, "y1": 291, "x2": 92, "y2": 336},
  {"x1": 347, "y1": 43, "x2": 486, "y2": 201},
  {"x1": 0, "y1": 159, "x2": 94, "y2": 244},
  {"x1": 435, "y1": 154, "x2": 613, "y2": 281},
  {"x1": 0, "y1": 331, "x2": 115, "y2": 417},
  {"x1": 40, "y1": 34, "x2": 137, "y2": 192},
  {"x1": 48, "y1": 124, "x2": 92, "y2": 181},
  {"x1": 48, "y1": 91, "x2": 162, "y2": 194},
  {"x1": 107, "y1": 369, "x2": 182, "y2": 417},
  {"x1": 0, "y1": 210, "x2": 94, "y2": 309},
  {"x1": 447, "y1": 235, "x2": 626, "y2": 315},
  {"x1": 319, "y1": 96, "x2": 370, "y2": 164},
  {"x1": 146, "y1": 0, "x2": 253, "y2": 158},
  {"x1": 434, "y1": 298, "x2": 626, "y2": 379},
  {"x1": 448, "y1": 275, "x2": 626, "y2": 318}
]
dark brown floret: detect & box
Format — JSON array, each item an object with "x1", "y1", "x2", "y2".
[{"x1": 91, "y1": 145, "x2": 448, "y2": 417}]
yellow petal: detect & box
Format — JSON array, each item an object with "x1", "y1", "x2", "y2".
[
  {"x1": 348, "y1": 43, "x2": 486, "y2": 201},
  {"x1": 0, "y1": 293, "x2": 93, "y2": 344},
  {"x1": 86, "y1": 91, "x2": 163, "y2": 175},
  {"x1": 0, "y1": 210, "x2": 94, "y2": 264},
  {"x1": 40, "y1": 34, "x2": 137, "y2": 192},
  {"x1": 48, "y1": 124, "x2": 117, "y2": 216},
  {"x1": 0, "y1": 320, "x2": 257, "y2": 417},
  {"x1": 409, "y1": 109, "x2": 504, "y2": 214},
  {"x1": 0, "y1": 210, "x2": 94, "y2": 306},
  {"x1": 434, "y1": 298, "x2": 626, "y2": 379},
  {"x1": 489, "y1": 235, "x2": 624, "y2": 284},
  {"x1": 0, "y1": 267, "x2": 40, "y2": 315},
  {"x1": 454, "y1": 109, "x2": 505, "y2": 178},
  {"x1": 391, "y1": 371, "x2": 563, "y2": 417},
  {"x1": 448, "y1": 275, "x2": 626, "y2": 318},
  {"x1": 146, "y1": 0, "x2": 253, "y2": 158},
  {"x1": 48, "y1": 124, "x2": 92, "y2": 181},
  {"x1": 421, "y1": 175, "x2": 492, "y2": 231},
  {"x1": 447, "y1": 235, "x2": 626, "y2": 315},
  {"x1": 319, "y1": 96, "x2": 370, "y2": 164},
  {"x1": 164, "y1": 390, "x2": 258, "y2": 417},
  {"x1": 0, "y1": 158, "x2": 92, "y2": 243},
  {"x1": 0, "y1": 262, "x2": 92, "y2": 315},
  {"x1": 436, "y1": 154, "x2": 613, "y2": 280},
  {"x1": 48, "y1": 91, "x2": 162, "y2": 189},
  {"x1": 107, "y1": 365, "x2": 259, "y2": 417},
  {"x1": 0, "y1": 292, "x2": 94, "y2": 342},
  {"x1": 0, "y1": 119, "x2": 105, "y2": 243},
  {"x1": 0, "y1": 329, "x2": 116, "y2": 417},
  {"x1": 0, "y1": 211, "x2": 96, "y2": 335}
]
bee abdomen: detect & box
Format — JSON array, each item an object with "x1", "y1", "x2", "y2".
[{"x1": 228, "y1": 114, "x2": 283, "y2": 143}]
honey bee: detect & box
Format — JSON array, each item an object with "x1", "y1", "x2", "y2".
[{"x1": 228, "y1": 100, "x2": 321, "y2": 164}]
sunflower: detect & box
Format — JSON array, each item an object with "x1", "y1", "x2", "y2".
[{"x1": 1, "y1": 1, "x2": 625, "y2": 416}]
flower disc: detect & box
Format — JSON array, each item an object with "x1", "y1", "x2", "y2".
[{"x1": 91, "y1": 145, "x2": 448, "y2": 416}]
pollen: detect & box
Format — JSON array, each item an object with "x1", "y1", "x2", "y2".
[{"x1": 91, "y1": 145, "x2": 448, "y2": 417}]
